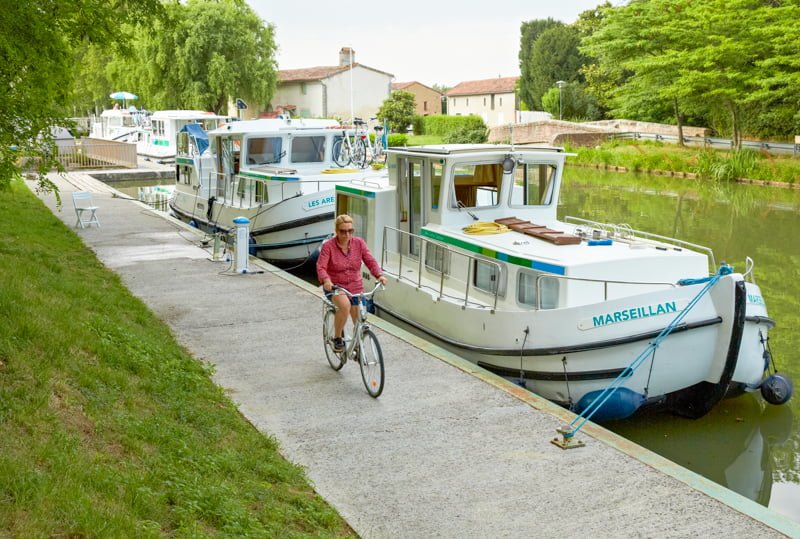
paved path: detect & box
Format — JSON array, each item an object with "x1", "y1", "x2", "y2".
[{"x1": 32, "y1": 172, "x2": 799, "y2": 538}]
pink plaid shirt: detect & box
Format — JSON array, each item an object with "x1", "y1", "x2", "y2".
[{"x1": 317, "y1": 236, "x2": 382, "y2": 294}]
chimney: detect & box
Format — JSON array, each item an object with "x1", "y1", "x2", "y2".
[{"x1": 339, "y1": 47, "x2": 354, "y2": 67}]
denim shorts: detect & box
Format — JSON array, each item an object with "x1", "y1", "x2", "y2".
[{"x1": 325, "y1": 291, "x2": 360, "y2": 306}]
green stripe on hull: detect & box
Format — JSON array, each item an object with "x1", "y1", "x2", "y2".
[
  {"x1": 239, "y1": 170, "x2": 298, "y2": 181},
  {"x1": 421, "y1": 229, "x2": 565, "y2": 275},
  {"x1": 336, "y1": 185, "x2": 376, "y2": 198}
]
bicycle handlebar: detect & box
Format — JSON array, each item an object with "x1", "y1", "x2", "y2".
[{"x1": 329, "y1": 282, "x2": 384, "y2": 299}]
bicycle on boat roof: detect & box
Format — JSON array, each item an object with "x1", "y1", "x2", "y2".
[
  {"x1": 322, "y1": 282, "x2": 385, "y2": 397},
  {"x1": 332, "y1": 118, "x2": 368, "y2": 169}
]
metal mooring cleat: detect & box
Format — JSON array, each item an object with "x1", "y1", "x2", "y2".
[{"x1": 551, "y1": 424, "x2": 585, "y2": 450}]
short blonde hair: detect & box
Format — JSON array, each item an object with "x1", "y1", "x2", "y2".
[{"x1": 334, "y1": 214, "x2": 353, "y2": 232}]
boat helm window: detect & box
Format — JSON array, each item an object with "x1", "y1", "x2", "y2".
[
  {"x1": 247, "y1": 137, "x2": 283, "y2": 165},
  {"x1": 290, "y1": 136, "x2": 326, "y2": 163},
  {"x1": 509, "y1": 163, "x2": 557, "y2": 207},
  {"x1": 450, "y1": 163, "x2": 503, "y2": 209},
  {"x1": 518, "y1": 270, "x2": 559, "y2": 309}
]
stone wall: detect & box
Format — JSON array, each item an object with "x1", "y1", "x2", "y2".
[{"x1": 488, "y1": 118, "x2": 710, "y2": 147}]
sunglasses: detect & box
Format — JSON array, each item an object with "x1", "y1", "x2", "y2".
[{"x1": 337, "y1": 228, "x2": 354, "y2": 234}]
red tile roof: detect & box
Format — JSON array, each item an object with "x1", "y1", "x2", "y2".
[
  {"x1": 446, "y1": 77, "x2": 519, "y2": 97},
  {"x1": 392, "y1": 81, "x2": 442, "y2": 95},
  {"x1": 279, "y1": 64, "x2": 394, "y2": 82}
]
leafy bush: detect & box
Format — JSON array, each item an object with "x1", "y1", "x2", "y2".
[
  {"x1": 443, "y1": 126, "x2": 488, "y2": 144},
  {"x1": 386, "y1": 133, "x2": 408, "y2": 147},
  {"x1": 411, "y1": 115, "x2": 425, "y2": 136},
  {"x1": 422, "y1": 115, "x2": 486, "y2": 137}
]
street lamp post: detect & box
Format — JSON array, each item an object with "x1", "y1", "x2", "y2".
[{"x1": 556, "y1": 80, "x2": 566, "y2": 121}]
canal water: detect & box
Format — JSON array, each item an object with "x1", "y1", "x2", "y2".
[
  {"x1": 124, "y1": 169, "x2": 800, "y2": 523},
  {"x1": 558, "y1": 167, "x2": 800, "y2": 524}
]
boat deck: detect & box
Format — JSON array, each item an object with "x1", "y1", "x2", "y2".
[{"x1": 33, "y1": 171, "x2": 799, "y2": 538}]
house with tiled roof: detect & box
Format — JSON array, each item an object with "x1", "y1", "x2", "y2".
[
  {"x1": 391, "y1": 81, "x2": 442, "y2": 116},
  {"x1": 269, "y1": 48, "x2": 394, "y2": 121},
  {"x1": 446, "y1": 76, "x2": 519, "y2": 127}
]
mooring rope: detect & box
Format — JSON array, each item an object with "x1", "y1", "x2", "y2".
[{"x1": 563, "y1": 264, "x2": 733, "y2": 439}]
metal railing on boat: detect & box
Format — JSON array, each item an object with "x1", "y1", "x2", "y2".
[{"x1": 380, "y1": 226, "x2": 682, "y2": 311}]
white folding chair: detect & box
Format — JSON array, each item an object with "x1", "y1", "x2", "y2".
[{"x1": 72, "y1": 191, "x2": 100, "y2": 228}]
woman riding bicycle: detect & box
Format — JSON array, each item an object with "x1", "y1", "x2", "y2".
[{"x1": 317, "y1": 214, "x2": 387, "y2": 352}]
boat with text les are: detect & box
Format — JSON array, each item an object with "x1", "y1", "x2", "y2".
[
  {"x1": 333, "y1": 144, "x2": 791, "y2": 419},
  {"x1": 168, "y1": 118, "x2": 388, "y2": 266}
]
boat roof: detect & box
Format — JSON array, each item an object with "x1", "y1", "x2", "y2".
[
  {"x1": 386, "y1": 144, "x2": 564, "y2": 157},
  {"x1": 209, "y1": 118, "x2": 340, "y2": 136},
  {"x1": 151, "y1": 110, "x2": 232, "y2": 120}
]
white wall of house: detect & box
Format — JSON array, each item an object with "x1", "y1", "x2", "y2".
[
  {"x1": 447, "y1": 91, "x2": 517, "y2": 127},
  {"x1": 325, "y1": 67, "x2": 391, "y2": 122},
  {"x1": 271, "y1": 66, "x2": 391, "y2": 121},
  {"x1": 272, "y1": 82, "x2": 326, "y2": 118}
]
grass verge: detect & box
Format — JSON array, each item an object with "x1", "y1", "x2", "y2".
[{"x1": 0, "y1": 181, "x2": 355, "y2": 537}]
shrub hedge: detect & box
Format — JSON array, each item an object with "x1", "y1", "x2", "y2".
[{"x1": 422, "y1": 115, "x2": 486, "y2": 137}]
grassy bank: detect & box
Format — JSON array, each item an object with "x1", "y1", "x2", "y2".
[
  {"x1": 0, "y1": 181, "x2": 354, "y2": 537},
  {"x1": 408, "y1": 135, "x2": 799, "y2": 186},
  {"x1": 566, "y1": 140, "x2": 800, "y2": 185}
]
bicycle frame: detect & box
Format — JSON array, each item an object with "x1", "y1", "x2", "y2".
[{"x1": 326, "y1": 282, "x2": 383, "y2": 357}]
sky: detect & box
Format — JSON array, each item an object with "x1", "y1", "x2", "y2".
[{"x1": 248, "y1": 0, "x2": 605, "y2": 88}]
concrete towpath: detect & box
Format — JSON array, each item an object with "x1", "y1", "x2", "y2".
[{"x1": 32, "y1": 172, "x2": 799, "y2": 538}]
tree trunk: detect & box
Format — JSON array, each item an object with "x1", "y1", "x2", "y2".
[
  {"x1": 729, "y1": 103, "x2": 740, "y2": 150},
  {"x1": 673, "y1": 98, "x2": 685, "y2": 147}
]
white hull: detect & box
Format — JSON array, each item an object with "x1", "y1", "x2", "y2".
[{"x1": 374, "y1": 272, "x2": 767, "y2": 417}]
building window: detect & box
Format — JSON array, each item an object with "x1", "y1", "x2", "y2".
[
  {"x1": 466, "y1": 98, "x2": 469, "y2": 106},
  {"x1": 300, "y1": 82, "x2": 307, "y2": 95},
  {"x1": 424, "y1": 101, "x2": 428, "y2": 111},
  {"x1": 483, "y1": 97, "x2": 486, "y2": 106},
  {"x1": 499, "y1": 97, "x2": 503, "y2": 106}
]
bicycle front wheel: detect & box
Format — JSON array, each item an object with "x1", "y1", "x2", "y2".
[
  {"x1": 352, "y1": 137, "x2": 368, "y2": 169},
  {"x1": 358, "y1": 328, "x2": 384, "y2": 397},
  {"x1": 323, "y1": 306, "x2": 345, "y2": 371},
  {"x1": 332, "y1": 138, "x2": 350, "y2": 168}
]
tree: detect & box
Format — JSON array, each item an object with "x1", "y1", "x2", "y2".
[
  {"x1": 86, "y1": 0, "x2": 278, "y2": 114},
  {"x1": 526, "y1": 25, "x2": 587, "y2": 111},
  {"x1": 518, "y1": 19, "x2": 563, "y2": 109},
  {"x1": 377, "y1": 91, "x2": 416, "y2": 133},
  {"x1": 541, "y1": 82, "x2": 600, "y2": 121},
  {"x1": 0, "y1": 0, "x2": 163, "y2": 192}
]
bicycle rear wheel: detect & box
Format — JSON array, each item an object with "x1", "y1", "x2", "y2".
[
  {"x1": 352, "y1": 137, "x2": 368, "y2": 169},
  {"x1": 358, "y1": 328, "x2": 384, "y2": 397},
  {"x1": 332, "y1": 138, "x2": 350, "y2": 167},
  {"x1": 323, "y1": 306, "x2": 345, "y2": 371}
]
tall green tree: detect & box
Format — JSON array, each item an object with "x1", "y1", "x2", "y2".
[
  {"x1": 0, "y1": 0, "x2": 162, "y2": 191},
  {"x1": 518, "y1": 18, "x2": 562, "y2": 110},
  {"x1": 112, "y1": 0, "x2": 278, "y2": 113},
  {"x1": 526, "y1": 25, "x2": 586, "y2": 111},
  {"x1": 583, "y1": 0, "x2": 800, "y2": 143},
  {"x1": 377, "y1": 91, "x2": 416, "y2": 133}
]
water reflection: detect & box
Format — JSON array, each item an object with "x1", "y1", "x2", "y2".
[
  {"x1": 608, "y1": 393, "x2": 793, "y2": 507},
  {"x1": 559, "y1": 167, "x2": 800, "y2": 522}
]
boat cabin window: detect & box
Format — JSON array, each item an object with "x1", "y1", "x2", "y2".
[
  {"x1": 451, "y1": 163, "x2": 503, "y2": 209},
  {"x1": 474, "y1": 259, "x2": 504, "y2": 296},
  {"x1": 425, "y1": 242, "x2": 450, "y2": 274},
  {"x1": 290, "y1": 136, "x2": 325, "y2": 163},
  {"x1": 430, "y1": 163, "x2": 443, "y2": 211},
  {"x1": 509, "y1": 163, "x2": 557, "y2": 207},
  {"x1": 518, "y1": 271, "x2": 559, "y2": 309},
  {"x1": 247, "y1": 137, "x2": 283, "y2": 165},
  {"x1": 152, "y1": 119, "x2": 166, "y2": 137}
]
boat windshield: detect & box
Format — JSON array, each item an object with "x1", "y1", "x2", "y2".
[
  {"x1": 290, "y1": 136, "x2": 326, "y2": 163},
  {"x1": 509, "y1": 163, "x2": 557, "y2": 207},
  {"x1": 451, "y1": 163, "x2": 503, "y2": 209},
  {"x1": 247, "y1": 136, "x2": 283, "y2": 165}
]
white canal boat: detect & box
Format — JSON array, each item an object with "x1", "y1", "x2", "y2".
[
  {"x1": 332, "y1": 144, "x2": 791, "y2": 419},
  {"x1": 168, "y1": 118, "x2": 388, "y2": 266},
  {"x1": 138, "y1": 110, "x2": 234, "y2": 161}
]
